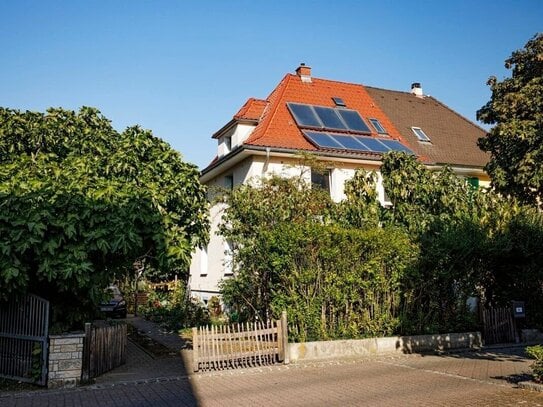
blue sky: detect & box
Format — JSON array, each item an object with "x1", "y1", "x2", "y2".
[{"x1": 1, "y1": 1, "x2": 541, "y2": 169}]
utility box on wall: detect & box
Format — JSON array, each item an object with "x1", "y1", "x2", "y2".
[{"x1": 512, "y1": 301, "x2": 525, "y2": 318}]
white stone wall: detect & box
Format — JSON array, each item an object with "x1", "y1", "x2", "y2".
[
  {"x1": 288, "y1": 332, "x2": 483, "y2": 362},
  {"x1": 48, "y1": 333, "x2": 85, "y2": 388}
]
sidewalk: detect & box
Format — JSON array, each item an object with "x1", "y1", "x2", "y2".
[{"x1": 95, "y1": 315, "x2": 193, "y2": 385}]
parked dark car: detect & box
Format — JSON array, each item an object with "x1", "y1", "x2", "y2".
[{"x1": 99, "y1": 286, "x2": 127, "y2": 318}]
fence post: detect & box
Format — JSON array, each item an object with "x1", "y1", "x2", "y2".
[
  {"x1": 81, "y1": 323, "x2": 92, "y2": 382},
  {"x1": 281, "y1": 311, "x2": 289, "y2": 365},
  {"x1": 192, "y1": 327, "x2": 199, "y2": 372}
]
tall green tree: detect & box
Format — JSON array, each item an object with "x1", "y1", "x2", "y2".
[
  {"x1": 477, "y1": 33, "x2": 543, "y2": 207},
  {"x1": 219, "y1": 174, "x2": 333, "y2": 322},
  {"x1": 0, "y1": 107, "x2": 208, "y2": 328}
]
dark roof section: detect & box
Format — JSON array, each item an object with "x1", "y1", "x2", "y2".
[{"x1": 365, "y1": 86, "x2": 489, "y2": 167}]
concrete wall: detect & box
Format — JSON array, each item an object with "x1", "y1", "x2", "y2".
[
  {"x1": 288, "y1": 332, "x2": 482, "y2": 362},
  {"x1": 48, "y1": 333, "x2": 85, "y2": 388}
]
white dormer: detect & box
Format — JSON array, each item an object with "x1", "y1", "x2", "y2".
[{"x1": 217, "y1": 122, "x2": 257, "y2": 158}]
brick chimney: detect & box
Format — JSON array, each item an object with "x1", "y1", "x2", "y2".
[
  {"x1": 296, "y1": 63, "x2": 312, "y2": 83},
  {"x1": 411, "y1": 82, "x2": 423, "y2": 98}
]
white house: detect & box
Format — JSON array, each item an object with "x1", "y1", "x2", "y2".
[{"x1": 189, "y1": 64, "x2": 489, "y2": 302}]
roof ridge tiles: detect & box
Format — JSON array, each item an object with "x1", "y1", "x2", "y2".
[
  {"x1": 244, "y1": 73, "x2": 293, "y2": 145},
  {"x1": 233, "y1": 97, "x2": 268, "y2": 120},
  {"x1": 299, "y1": 74, "x2": 366, "y2": 88},
  {"x1": 364, "y1": 85, "x2": 414, "y2": 95}
]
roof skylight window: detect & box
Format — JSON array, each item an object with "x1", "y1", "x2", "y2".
[
  {"x1": 369, "y1": 118, "x2": 387, "y2": 135},
  {"x1": 411, "y1": 127, "x2": 431, "y2": 142},
  {"x1": 332, "y1": 97, "x2": 346, "y2": 107}
]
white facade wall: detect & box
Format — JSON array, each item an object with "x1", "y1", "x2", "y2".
[
  {"x1": 189, "y1": 154, "x2": 387, "y2": 302},
  {"x1": 217, "y1": 124, "x2": 256, "y2": 158}
]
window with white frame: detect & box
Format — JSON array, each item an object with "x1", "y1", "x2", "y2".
[
  {"x1": 200, "y1": 245, "x2": 208, "y2": 277},
  {"x1": 369, "y1": 118, "x2": 388, "y2": 135},
  {"x1": 411, "y1": 127, "x2": 431, "y2": 142},
  {"x1": 223, "y1": 240, "x2": 234, "y2": 276}
]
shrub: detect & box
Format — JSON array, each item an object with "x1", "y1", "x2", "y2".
[
  {"x1": 140, "y1": 281, "x2": 210, "y2": 331},
  {"x1": 526, "y1": 345, "x2": 543, "y2": 382}
]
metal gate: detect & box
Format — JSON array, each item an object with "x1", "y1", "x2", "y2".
[
  {"x1": 481, "y1": 306, "x2": 516, "y2": 345},
  {"x1": 0, "y1": 294, "x2": 50, "y2": 385}
]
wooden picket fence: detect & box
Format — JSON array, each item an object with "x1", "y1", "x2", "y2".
[
  {"x1": 481, "y1": 307, "x2": 517, "y2": 345},
  {"x1": 82, "y1": 321, "x2": 127, "y2": 380},
  {"x1": 192, "y1": 311, "x2": 289, "y2": 372}
]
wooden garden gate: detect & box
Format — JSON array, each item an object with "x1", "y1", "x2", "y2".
[
  {"x1": 0, "y1": 294, "x2": 50, "y2": 386},
  {"x1": 481, "y1": 307, "x2": 517, "y2": 345},
  {"x1": 82, "y1": 321, "x2": 127, "y2": 380},
  {"x1": 192, "y1": 311, "x2": 289, "y2": 372}
]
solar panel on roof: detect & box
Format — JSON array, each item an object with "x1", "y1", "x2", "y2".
[
  {"x1": 336, "y1": 110, "x2": 371, "y2": 133},
  {"x1": 357, "y1": 137, "x2": 390, "y2": 153},
  {"x1": 304, "y1": 131, "x2": 345, "y2": 149},
  {"x1": 379, "y1": 139, "x2": 414, "y2": 154},
  {"x1": 287, "y1": 103, "x2": 322, "y2": 128},
  {"x1": 331, "y1": 134, "x2": 368, "y2": 150},
  {"x1": 304, "y1": 130, "x2": 415, "y2": 156},
  {"x1": 313, "y1": 106, "x2": 347, "y2": 130}
]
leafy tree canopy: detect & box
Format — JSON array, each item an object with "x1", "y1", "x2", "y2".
[
  {"x1": 0, "y1": 107, "x2": 208, "y2": 327},
  {"x1": 477, "y1": 33, "x2": 543, "y2": 206}
]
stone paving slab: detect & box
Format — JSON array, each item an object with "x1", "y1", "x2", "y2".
[
  {"x1": 94, "y1": 340, "x2": 189, "y2": 385},
  {"x1": 2, "y1": 348, "x2": 543, "y2": 406},
  {"x1": 190, "y1": 356, "x2": 543, "y2": 407},
  {"x1": 127, "y1": 316, "x2": 188, "y2": 353}
]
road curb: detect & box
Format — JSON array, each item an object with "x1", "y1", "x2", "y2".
[{"x1": 518, "y1": 380, "x2": 543, "y2": 392}]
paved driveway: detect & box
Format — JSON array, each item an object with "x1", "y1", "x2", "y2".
[{"x1": 1, "y1": 347, "x2": 542, "y2": 406}]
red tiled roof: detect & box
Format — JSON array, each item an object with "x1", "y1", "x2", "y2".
[
  {"x1": 208, "y1": 67, "x2": 486, "y2": 172},
  {"x1": 233, "y1": 98, "x2": 268, "y2": 121},
  {"x1": 242, "y1": 73, "x2": 411, "y2": 152}
]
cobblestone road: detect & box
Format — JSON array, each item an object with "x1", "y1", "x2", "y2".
[{"x1": 1, "y1": 347, "x2": 542, "y2": 406}]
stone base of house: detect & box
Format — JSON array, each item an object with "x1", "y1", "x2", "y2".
[{"x1": 288, "y1": 332, "x2": 482, "y2": 363}]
